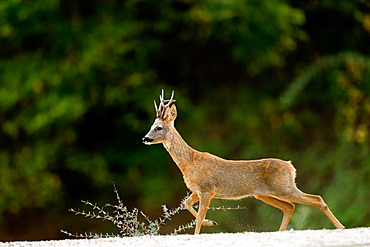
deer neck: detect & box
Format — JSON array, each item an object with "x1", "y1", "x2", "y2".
[{"x1": 162, "y1": 127, "x2": 194, "y2": 173}]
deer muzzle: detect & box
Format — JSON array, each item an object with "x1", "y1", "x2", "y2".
[{"x1": 142, "y1": 136, "x2": 154, "y2": 145}]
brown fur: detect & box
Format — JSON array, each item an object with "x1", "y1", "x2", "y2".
[{"x1": 143, "y1": 95, "x2": 345, "y2": 234}]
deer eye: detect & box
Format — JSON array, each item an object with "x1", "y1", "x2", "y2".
[{"x1": 156, "y1": 126, "x2": 163, "y2": 131}]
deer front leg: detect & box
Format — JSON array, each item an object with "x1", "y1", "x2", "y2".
[
  {"x1": 194, "y1": 192, "x2": 214, "y2": 234},
  {"x1": 184, "y1": 192, "x2": 217, "y2": 227}
]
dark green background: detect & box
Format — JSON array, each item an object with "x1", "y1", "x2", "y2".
[{"x1": 0, "y1": 0, "x2": 369, "y2": 240}]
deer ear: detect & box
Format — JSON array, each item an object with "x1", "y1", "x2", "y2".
[{"x1": 166, "y1": 104, "x2": 177, "y2": 122}]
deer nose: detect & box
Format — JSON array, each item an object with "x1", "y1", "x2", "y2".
[{"x1": 142, "y1": 137, "x2": 153, "y2": 144}]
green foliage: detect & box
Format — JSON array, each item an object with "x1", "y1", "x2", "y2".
[
  {"x1": 0, "y1": 0, "x2": 369, "y2": 240},
  {"x1": 185, "y1": 0, "x2": 306, "y2": 74}
]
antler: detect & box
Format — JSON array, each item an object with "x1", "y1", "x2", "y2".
[{"x1": 154, "y1": 89, "x2": 176, "y2": 119}]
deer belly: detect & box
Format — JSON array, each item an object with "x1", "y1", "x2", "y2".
[
  {"x1": 214, "y1": 185, "x2": 256, "y2": 199},
  {"x1": 213, "y1": 176, "x2": 270, "y2": 199},
  {"x1": 184, "y1": 178, "x2": 257, "y2": 200}
]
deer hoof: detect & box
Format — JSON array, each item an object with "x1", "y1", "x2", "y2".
[{"x1": 203, "y1": 219, "x2": 218, "y2": 226}]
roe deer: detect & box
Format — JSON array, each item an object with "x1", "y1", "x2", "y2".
[{"x1": 142, "y1": 90, "x2": 345, "y2": 234}]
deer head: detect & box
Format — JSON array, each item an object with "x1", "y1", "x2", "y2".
[{"x1": 142, "y1": 89, "x2": 177, "y2": 145}]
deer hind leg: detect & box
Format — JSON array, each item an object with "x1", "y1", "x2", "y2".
[
  {"x1": 184, "y1": 192, "x2": 217, "y2": 227},
  {"x1": 281, "y1": 190, "x2": 345, "y2": 229},
  {"x1": 255, "y1": 195, "x2": 295, "y2": 231},
  {"x1": 194, "y1": 191, "x2": 214, "y2": 234}
]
